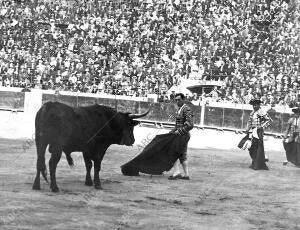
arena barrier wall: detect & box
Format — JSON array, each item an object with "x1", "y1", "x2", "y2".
[
  {"x1": 203, "y1": 105, "x2": 290, "y2": 135},
  {"x1": 0, "y1": 88, "x2": 293, "y2": 138},
  {"x1": 0, "y1": 88, "x2": 25, "y2": 112},
  {"x1": 42, "y1": 93, "x2": 202, "y2": 124},
  {"x1": 41, "y1": 92, "x2": 291, "y2": 136},
  {"x1": 0, "y1": 89, "x2": 292, "y2": 153}
]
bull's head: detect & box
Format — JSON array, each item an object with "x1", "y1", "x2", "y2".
[{"x1": 119, "y1": 109, "x2": 150, "y2": 146}]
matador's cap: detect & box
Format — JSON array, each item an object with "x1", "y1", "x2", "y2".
[
  {"x1": 292, "y1": 107, "x2": 300, "y2": 113},
  {"x1": 289, "y1": 102, "x2": 300, "y2": 113},
  {"x1": 249, "y1": 98, "x2": 262, "y2": 105}
]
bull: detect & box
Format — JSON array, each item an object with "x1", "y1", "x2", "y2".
[{"x1": 32, "y1": 101, "x2": 149, "y2": 192}]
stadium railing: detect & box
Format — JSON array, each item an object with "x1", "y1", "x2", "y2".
[
  {"x1": 0, "y1": 88, "x2": 291, "y2": 137},
  {"x1": 40, "y1": 91, "x2": 292, "y2": 137}
]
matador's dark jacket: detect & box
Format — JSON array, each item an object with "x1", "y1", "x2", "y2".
[{"x1": 171, "y1": 103, "x2": 194, "y2": 135}]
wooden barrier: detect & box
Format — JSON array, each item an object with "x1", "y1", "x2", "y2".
[
  {"x1": 0, "y1": 88, "x2": 292, "y2": 136},
  {"x1": 0, "y1": 90, "x2": 25, "y2": 112},
  {"x1": 41, "y1": 92, "x2": 291, "y2": 135}
]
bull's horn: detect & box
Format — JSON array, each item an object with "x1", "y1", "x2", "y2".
[{"x1": 128, "y1": 109, "x2": 150, "y2": 119}]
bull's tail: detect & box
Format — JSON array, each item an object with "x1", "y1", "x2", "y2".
[
  {"x1": 33, "y1": 106, "x2": 49, "y2": 190},
  {"x1": 35, "y1": 133, "x2": 49, "y2": 184},
  {"x1": 38, "y1": 151, "x2": 49, "y2": 184},
  {"x1": 38, "y1": 106, "x2": 49, "y2": 183}
]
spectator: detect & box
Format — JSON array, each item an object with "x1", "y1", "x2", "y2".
[
  {"x1": 206, "y1": 86, "x2": 219, "y2": 102},
  {"x1": 0, "y1": 0, "x2": 298, "y2": 106}
]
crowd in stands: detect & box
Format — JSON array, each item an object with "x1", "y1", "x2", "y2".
[{"x1": 0, "y1": 0, "x2": 299, "y2": 106}]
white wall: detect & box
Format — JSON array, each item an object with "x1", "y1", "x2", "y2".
[
  {"x1": 133, "y1": 126, "x2": 285, "y2": 153},
  {"x1": 0, "y1": 90, "x2": 286, "y2": 156},
  {"x1": 0, "y1": 111, "x2": 285, "y2": 154}
]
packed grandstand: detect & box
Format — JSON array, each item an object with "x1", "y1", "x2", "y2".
[{"x1": 0, "y1": 0, "x2": 299, "y2": 105}]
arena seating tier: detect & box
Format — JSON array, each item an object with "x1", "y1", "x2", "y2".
[{"x1": 0, "y1": 0, "x2": 299, "y2": 105}]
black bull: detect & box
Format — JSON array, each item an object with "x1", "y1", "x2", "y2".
[{"x1": 32, "y1": 101, "x2": 149, "y2": 192}]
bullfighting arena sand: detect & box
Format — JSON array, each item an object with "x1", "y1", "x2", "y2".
[{"x1": 0, "y1": 126, "x2": 300, "y2": 230}]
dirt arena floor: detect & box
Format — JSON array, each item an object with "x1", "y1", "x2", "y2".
[{"x1": 0, "y1": 138, "x2": 300, "y2": 230}]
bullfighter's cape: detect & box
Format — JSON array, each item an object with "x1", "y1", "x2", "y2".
[
  {"x1": 121, "y1": 133, "x2": 185, "y2": 176},
  {"x1": 238, "y1": 129, "x2": 268, "y2": 170},
  {"x1": 283, "y1": 141, "x2": 300, "y2": 167}
]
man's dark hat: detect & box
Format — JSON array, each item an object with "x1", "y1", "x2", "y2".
[{"x1": 249, "y1": 98, "x2": 262, "y2": 105}]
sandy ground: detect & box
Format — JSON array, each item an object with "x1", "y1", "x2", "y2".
[{"x1": 0, "y1": 137, "x2": 300, "y2": 230}]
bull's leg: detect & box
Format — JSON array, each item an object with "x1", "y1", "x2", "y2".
[
  {"x1": 93, "y1": 144, "x2": 109, "y2": 190},
  {"x1": 93, "y1": 155, "x2": 102, "y2": 190},
  {"x1": 93, "y1": 149, "x2": 107, "y2": 190},
  {"x1": 83, "y1": 152, "x2": 93, "y2": 186},
  {"x1": 33, "y1": 135, "x2": 48, "y2": 190},
  {"x1": 49, "y1": 145, "x2": 62, "y2": 192}
]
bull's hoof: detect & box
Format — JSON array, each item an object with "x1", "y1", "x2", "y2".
[
  {"x1": 85, "y1": 180, "x2": 93, "y2": 186},
  {"x1": 51, "y1": 186, "x2": 60, "y2": 192},
  {"x1": 32, "y1": 184, "x2": 40, "y2": 190},
  {"x1": 94, "y1": 184, "x2": 102, "y2": 190}
]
